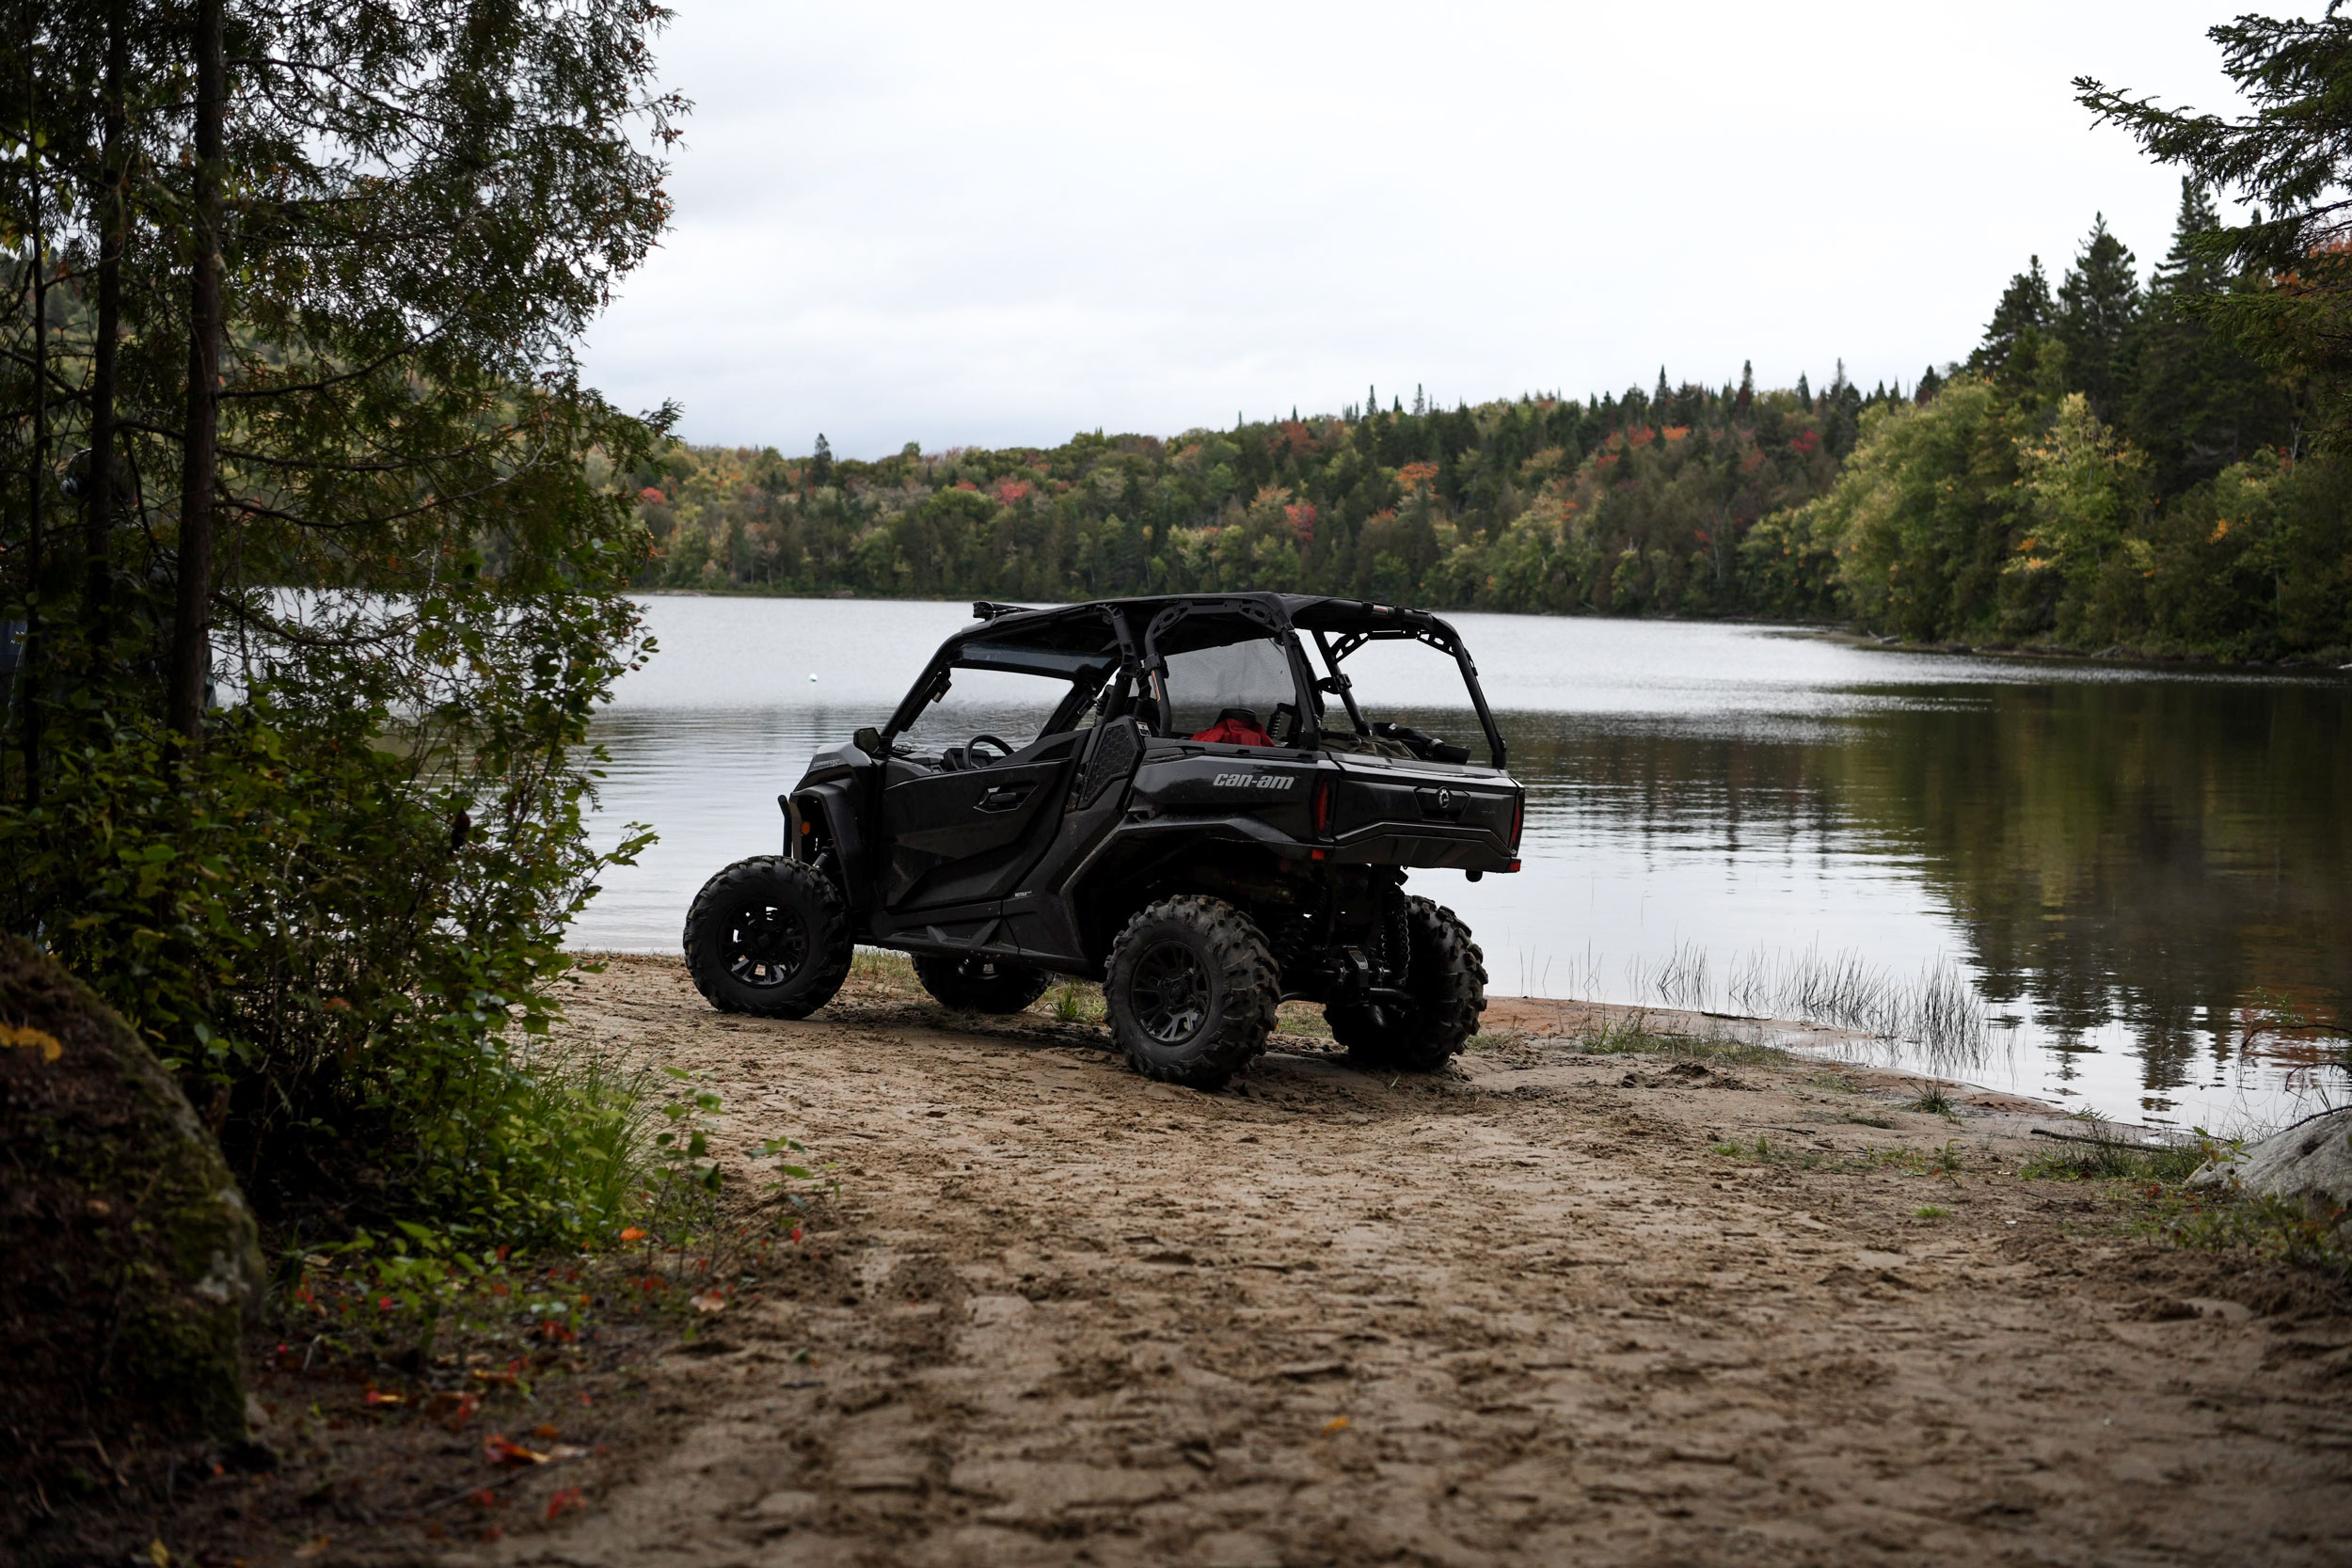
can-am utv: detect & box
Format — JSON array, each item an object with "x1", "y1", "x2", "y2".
[{"x1": 683, "y1": 594, "x2": 1523, "y2": 1090}]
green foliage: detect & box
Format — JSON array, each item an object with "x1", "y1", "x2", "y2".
[
  {"x1": 2154, "y1": 1188, "x2": 2352, "y2": 1279},
  {"x1": 0, "y1": 0, "x2": 677, "y2": 1248},
  {"x1": 1781, "y1": 379, "x2": 2029, "y2": 639},
  {"x1": 2020, "y1": 1135, "x2": 2215, "y2": 1183}
]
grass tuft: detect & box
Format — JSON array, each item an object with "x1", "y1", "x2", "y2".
[
  {"x1": 1049, "y1": 983, "x2": 1104, "y2": 1024},
  {"x1": 2021, "y1": 1138, "x2": 2211, "y2": 1183},
  {"x1": 1634, "y1": 940, "x2": 1994, "y2": 1066},
  {"x1": 1903, "y1": 1082, "x2": 1959, "y2": 1118}
]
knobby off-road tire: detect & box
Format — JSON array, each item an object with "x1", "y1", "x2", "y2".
[
  {"x1": 682, "y1": 856, "x2": 853, "y2": 1020},
  {"x1": 1104, "y1": 895, "x2": 1278, "y2": 1090},
  {"x1": 1327, "y1": 895, "x2": 1487, "y2": 1072},
  {"x1": 913, "y1": 954, "x2": 1053, "y2": 1015}
]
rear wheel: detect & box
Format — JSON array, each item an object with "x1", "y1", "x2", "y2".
[
  {"x1": 1104, "y1": 895, "x2": 1277, "y2": 1090},
  {"x1": 682, "y1": 856, "x2": 853, "y2": 1019},
  {"x1": 1327, "y1": 895, "x2": 1486, "y2": 1071},
  {"x1": 913, "y1": 954, "x2": 1053, "y2": 1014}
]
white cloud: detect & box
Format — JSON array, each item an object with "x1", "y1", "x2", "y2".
[{"x1": 580, "y1": 0, "x2": 2283, "y2": 456}]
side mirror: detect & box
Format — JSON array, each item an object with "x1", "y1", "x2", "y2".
[{"x1": 852, "y1": 726, "x2": 885, "y2": 758}]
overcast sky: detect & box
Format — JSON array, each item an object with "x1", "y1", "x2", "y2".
[{"x1": 579, "y1": 1, "x2": 2291, "y2": 458}]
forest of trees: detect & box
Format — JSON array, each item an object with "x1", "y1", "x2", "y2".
[{"x1": 630, "y1": 178, "x2": 2348, "y2": 663}]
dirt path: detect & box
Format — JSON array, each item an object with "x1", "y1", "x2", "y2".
[{"x1": 474, "y1": 956, "x2": 2352, "y2": 1568}]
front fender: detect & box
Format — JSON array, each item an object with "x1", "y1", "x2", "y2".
[{"x1": 791, "y1": 779, "x2": 872, "y2": 911}]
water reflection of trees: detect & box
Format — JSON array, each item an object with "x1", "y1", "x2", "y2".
[
  {"x1": 1834, "y1": 682, "x2": 2348, "y2": 1091},
  {"x1": 1426, "y1": 682, "x2": 2349, "y2": 1094}
]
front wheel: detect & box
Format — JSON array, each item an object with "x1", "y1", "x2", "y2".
[
  {"x1": 683, "y1": 856, "x2": 853, "y2": 1019},
  {"x1": 1327, "y1": 895, "x2": 1486, "y2": 1071},
  {"x1": 914, "y1": 954, "x2": 1053, "y2": 1014},
  {"x1": 1104, "y1": 895, "x2": 1278, "y2": 1090}
]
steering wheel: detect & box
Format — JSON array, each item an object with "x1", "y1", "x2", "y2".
[{"x1": 967, "y1": 734, "x2": 1014, "y2": 763}]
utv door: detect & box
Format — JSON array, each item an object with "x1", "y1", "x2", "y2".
[{"x1": 879, "y1": 733, "x2": 1082, "y2": 911}]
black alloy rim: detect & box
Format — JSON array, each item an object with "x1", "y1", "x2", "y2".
[
  {"x1": 726, "y1": 898, "x2": 811, "y2": 990},
  {"x1": 1132, "y1": 940, "x2": 1210, "y2": 1044}
]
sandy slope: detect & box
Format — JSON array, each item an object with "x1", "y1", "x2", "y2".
[{"x1": 471, "y1": 956, "x2": 2352, "y2": 1568}]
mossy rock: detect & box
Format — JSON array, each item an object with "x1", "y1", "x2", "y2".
[{"x1": 0, "y1": 936, "x2": 265, "y2": 1459}]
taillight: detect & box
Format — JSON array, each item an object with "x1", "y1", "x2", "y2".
[
  {"x1": 1311, "y1": 776, "x2": 1335, "y2": 835},
  {"x1": 1510, "y1": 791, "x2": 1524, "y2": 851}
]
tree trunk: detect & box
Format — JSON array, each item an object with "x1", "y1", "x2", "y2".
[
  {"x1": 21, "y1": 0, "x2": 45, "y2": 803},
  {"x1": 83, "y1": 0, "x2": 128, "y2": 631},
  {"x1": 168, "y1": 0, "x2": 224, "y2": 744}
]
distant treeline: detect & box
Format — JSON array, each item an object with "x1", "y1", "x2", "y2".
[{"x1": 627, "y1": 180, "x2": 2347, "y2": 662}]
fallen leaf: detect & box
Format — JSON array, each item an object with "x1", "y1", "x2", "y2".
[
  {"x1": 619, "y1": 1227, "x2": 646, "y2": 1242},
  {"x1": 546, "y1": 1485, "x2": 587, "y2": 1521},
  {"x1": 363, "y1": 1387, "x2": 403, "y2": 1405},
  {"x1": 1, "y1": 1023, "x2": 62, "y2": 1062},
  {"x1": 691, "y1": 1289, "x2": 727, "y2": 1313},
  {"x1": 482, "y1": 1433, "x2": 548, "y2": 1466},
  {"x1": 292, "y1": 1539, "x2": 329, "y2": 1560},
  {"x1": 1321, "y1": 1417, "x2": 1350, "y2": 1434},
  {"x1": 533, "y1": 1423, "x2": 559, "y2": 1440},
  {"x1": 147, "y1": 1540, "x2": 170, "y2": 1568}
]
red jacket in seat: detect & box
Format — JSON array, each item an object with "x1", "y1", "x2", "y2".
[{"x1": 1189, "y1": 715, "x2": 1273, "y2": 747}]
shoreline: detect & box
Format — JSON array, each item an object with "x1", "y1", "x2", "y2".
[{"x1": 564, "y1": 950, "x2": 2145, "y2": 1136}]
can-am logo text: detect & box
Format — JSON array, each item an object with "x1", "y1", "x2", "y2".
[{"x1": 1212, "y1": 772, "x2": 1295, "y2": 790}]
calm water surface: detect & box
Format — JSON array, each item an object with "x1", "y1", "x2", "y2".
[{"x1": 575, "y1": 595, "x2": 2351, "y2": 1132}]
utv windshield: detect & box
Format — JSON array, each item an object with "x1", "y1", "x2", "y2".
[{"x1": 893, "y1": 641, "x2": 1116, "y2": 766}]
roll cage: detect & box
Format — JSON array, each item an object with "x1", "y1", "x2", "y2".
[{"x1": 877, "y1": 594, "x2": 1507, "y2": 770}]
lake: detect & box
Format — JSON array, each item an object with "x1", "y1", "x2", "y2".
[{"x1": 574, "y1": 594, "x2": 2350, "y2": 1133}]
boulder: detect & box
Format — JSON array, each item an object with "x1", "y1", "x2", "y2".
[
  {"x1": 0, "y1": 936, "x2": 266, "y2": 1468},
  {"x1": 2189, "y1": 1107, "x2": 2352, "y2": 1217}
]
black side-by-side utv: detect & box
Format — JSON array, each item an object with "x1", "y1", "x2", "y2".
[{"x1": 683, "y1": 594, "x2": 1524, "y2": 1089}]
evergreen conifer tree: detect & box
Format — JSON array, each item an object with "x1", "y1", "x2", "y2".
[
  {"x1": 1734, "y1": 360, "x2": 1755, "y2": 419},
  {"x1": 2126, "y1": 179, "x2": 2296, "y2": 490},
  {"x1": 1974, "y1": 257, "x2": 2054, "y2": 373},
  {"x1": 2055, "y1": 214, "x2": 2142, "y2": 420},
  {"x1": 1916, "y1": 365, "x2": 1944, "y2": 403},
  {"x1": 1795, "y1": 372, "x2": 1811, "y2": 406},
  {"x1": 810, "y1": 434, "x2": 834, "y2": 488}
]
